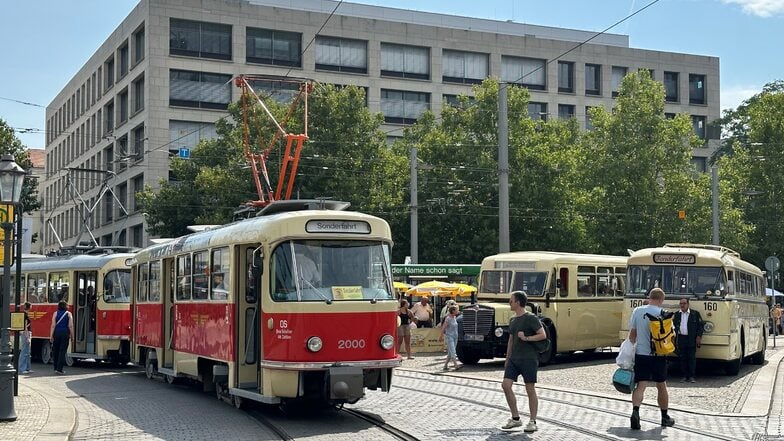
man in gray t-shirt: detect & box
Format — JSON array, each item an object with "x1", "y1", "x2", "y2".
[{"x1": 628, "y1": 288, "x2": 675, "y2": 430}]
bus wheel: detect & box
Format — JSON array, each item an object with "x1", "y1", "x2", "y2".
[
  {"x1": 456, "y1": 345, "x2": 480, "y2": 365},
  {"x1": 725, "y1": 340, "x2": 744, "y2": 375},
  {"x1": 40, "y1": 341, "x2": 52, "y2": 365},
  {"x1": 145, "y1": 357, "x2": 157, "y2": 380}
]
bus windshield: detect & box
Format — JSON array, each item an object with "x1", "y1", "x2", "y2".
[
  {"x1": 271, "y1": 240, "x2": 393, "y2": 302},
  {"x1": 480, "y1": 270, "x2": 548, "y2": 296},
  {"x1": 627, "y1": 265, "x2": 724, "y2": 297}
]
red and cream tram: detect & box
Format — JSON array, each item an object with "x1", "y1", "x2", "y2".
[
  {"x1": 131, "y1": 200, "x2": 400, "y2": 406},
  {"x1": 6, "y1": 249, "x2": 134, "y2": 365}
]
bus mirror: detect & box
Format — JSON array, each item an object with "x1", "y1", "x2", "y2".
[{"x1": 556, "y1": 279, "x2": 562, "y2": 289}]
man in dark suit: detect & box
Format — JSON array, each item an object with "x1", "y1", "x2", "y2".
[{"x1": 673, "y1": 298, "x2": 703, "y2": 383}]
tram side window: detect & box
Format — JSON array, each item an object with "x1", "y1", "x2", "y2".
[
  {"x1": 137, "y1": 263, "x2": 149, "y2": 302},
  {"x1": 193, "y1": 251, "x2": 209, "y2": 300},
  {"x1": 104, "y1": 270, "x2": 131, "y2": 303},
  {"x1": 27, "y1": 273, "x2": 46, "y2": 303},
  {"x1": 577, "y1": 266, "x2": 596, "y2": 297},
  {"x1": 48, "y1": 272, "x2": 70, "y2": 303},
  {"x1": 149, "y1": 261, "x2": 161, "y2": 302},
  {"x1": 211, "y1": 247, "x2": 230, "y2": 301},
  {"x1": 176, "y1": 254, "x2": 192, "y2": 301}
]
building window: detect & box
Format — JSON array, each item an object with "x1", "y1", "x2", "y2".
[
  {"x1": 611, "y1": 66, "x2": 627, "y2": 97},
  {"x1": 132, "y1": 124, "x2": 145, "y2": 159},
  {"x1": 133, "y1": 75, "x2": 144, "y2": 113},
  {"x1": 104, "y1": 145, "x2": 114, "y2": 173},
  {"x1": 118, "y1": 41, "x2": 129, "y2": 78},
  {"x1": 117, "y1": 229, "x2": 127, "y2": 247},
  {"x1": 585, "y1": 64, "x2": 601, "y2": 96},
  {"x1": 168, "y1": 120, "x2": 218, "y2": 158},
  {"x1": 665, "y1": 112, "x2": 676, "y2": 119},
  {"x1": 692, "y1": 115, "x2": 706, "y2": 139},
  {"x1": 104, "y1": 100, "x2": 114, "y2": 133},
  {"x1": 248, "y1": 79, "x2": 300, "y2": 104},
  {"x1": 117, "y1": 135, "x2": 129, "y2": 171},
  {"x1": 116, "y1": 182, "x2": 128, "y2": 218},
  {"x1": 133, "y1": 26, "x2": 145, "y2": 64},
  {"x1": 118, "y1": 89, "x2": 129, "y2": 125},
  {"x1": 690, "y1": 157, "x2": 707, "y2": 173},
  {"x1": 689, "y1": 74, "x2": 706, "y2": 105},
  {"x1": 527, "y1": 102, "x2": 548, "y2": 121},
  {"x1": 131, "y1": 224, "x2": 144, "y2": 249},
  {"x1": 664, "y1": 71, "x2": 679, "y2": 103},
  {"x1": 380, "y1": 43, "x2": 429, "y2": 80},
  {"x1": 558, "y1": 104, "x2": 575, "y2": 120},
  {"x1": 442, "y1": 50, "x2": 488, "y2": 85},
  {"x1": 380, "y1": 89, "x2": 430, "y2": 124},
  {"x1": 169, "y1": 70, "x2": 232, "y2": 110},
  {"x1": 132, "y1": 173, "x2": 145, "y2": 212},
  {"x1": 169, "y1": 18, "x2": 232, "y2": 61},
  {"x1": 246, "y1": 27, "x2": 301, "y2": 67},
  {"x1": 585, "y1": 106, "x2": 596, "y2": 130},
  {"x1": 501, "y1": 56, "x2": 546, "y2": 90},
  {"x1": 558, "y1": 61, "x2": 574, "y2": 93},
  {"x1": 103, "y1": 192, "x2": 114, "y2": 223},
  {"x1": 105, "y1": 56, "x2": 115, "y2": 90},
  {"x1": 315, "y1": 36, "x2": 367, "y2": 74},
  {"x1": 443, "y1": 94, "x2": 475, "y2": 108}
]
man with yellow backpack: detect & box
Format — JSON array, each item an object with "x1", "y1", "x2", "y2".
[{"x1": 628, "y1": 287, "x2": 676, "y2": 430}]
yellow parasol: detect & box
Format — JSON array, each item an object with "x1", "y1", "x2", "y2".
[
  {"x1": 393, "y1": 281, "x2": 413, "y2": 291},
  {"x1": 406, "y1": 280, "x2": 462, "y2": 297}
]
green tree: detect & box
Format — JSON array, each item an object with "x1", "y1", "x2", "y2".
[
  {"x1": 0, "y1": 118, "x2": 41, "y2": 213},
  {"x1": 580, "y1": 71, "x2": 707, "y2": 254}
]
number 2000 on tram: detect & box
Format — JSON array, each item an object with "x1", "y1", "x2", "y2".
[{"x1": 130, "y1": 200, "x2": 400, "y2": 407}]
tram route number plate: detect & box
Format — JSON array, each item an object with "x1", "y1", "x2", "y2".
[{"x1": 464, "y1": 334, "x2": 484, "y2": 342}]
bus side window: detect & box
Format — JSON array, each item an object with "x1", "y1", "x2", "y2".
[
  {"x1": 726, "y1": 271, "x2": 734, "y2": 295},
  {"x1": 559, "y1": 268, "x2": 569, "y2": 297}
]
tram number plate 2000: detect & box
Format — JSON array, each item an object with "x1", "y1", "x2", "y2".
[{"x1": 465, "y1": 334, "x2": 484, "y2": 342}]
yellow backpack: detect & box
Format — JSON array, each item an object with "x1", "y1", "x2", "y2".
[{"x1": 645, "y1": 311, "x2": 676, "y2": 356}]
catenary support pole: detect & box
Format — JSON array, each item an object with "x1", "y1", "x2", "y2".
[
  {"x1": 498, "y1": 83, "x2": 510, "y2": 253},
  {"x1": 410, "y1": 146, "x2": 418, "y2": 264}
]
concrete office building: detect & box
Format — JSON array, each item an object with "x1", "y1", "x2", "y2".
[{"x1": 43, "y1": 0, "x2": 720, "y2": 250}]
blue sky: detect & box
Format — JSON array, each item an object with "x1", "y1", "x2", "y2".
[{"x1": 1, "y1": 0, "x2": 782, "y2": 149}]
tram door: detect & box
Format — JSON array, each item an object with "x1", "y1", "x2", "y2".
[
  {"x1": 161, "y1": 257, "x2": 175, "y2": 369},
  {"x1": 235, "y1": 245, "x2": 260, "y2": 390},
  {"x1": 74, "y1": 271, "x2": 97, "y2": 354}
]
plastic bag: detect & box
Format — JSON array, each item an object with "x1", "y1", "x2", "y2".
[
  {"x1": 409, "y1": 322, "x2": 417, "y2": 330},
  {"x1": 616, "y1": 338, "x2": 635, "y2": 369}
]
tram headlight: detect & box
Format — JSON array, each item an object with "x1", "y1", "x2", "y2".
[
  {"x1": 380, "y1": 334, "x2": 395, "y2": 350},
  {"x1": 307, "y1": 336, "x2": 323, "y2": 352},
  {"x1": 495, "y1": 327, "x2": 504, "y2": 338},
  {"x1": 703, "y1": 321, "x2": 714, "y2": 333}
]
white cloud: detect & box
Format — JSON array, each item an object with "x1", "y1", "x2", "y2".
[
  {"x1": 721, "y1": 0, "x2": 784, "y2": 17},
  {"x1": 721, "y1": 84, "x2": 762, "y2": 111}
]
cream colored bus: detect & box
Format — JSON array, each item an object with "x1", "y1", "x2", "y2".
[
  {"x1": 621, "y1": 243, "x2": 767, "y2": 375},
  {"x1": 458, "y1": 251, "x2": 627, "y2": 365}
]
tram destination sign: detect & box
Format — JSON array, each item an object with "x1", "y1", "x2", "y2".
[
  {"x1": 653, "y1": 254, "x2": 696, "y2": 264},
  {"x1": 306, "y1": 220, "x2": 370, "y2": 234}
]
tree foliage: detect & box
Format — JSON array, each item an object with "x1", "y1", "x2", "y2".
[{"x1": 0, "y1": 118, "x2": 41, "y2": 213}]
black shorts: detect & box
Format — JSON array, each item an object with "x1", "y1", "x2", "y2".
[
  {"x1": 504, "y1": 358, "x2": 538, "y2": 384},
  {"x1": 634, "y1": 354, "x2": 668, "y2": 383}
]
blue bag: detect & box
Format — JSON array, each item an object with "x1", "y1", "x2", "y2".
[{"x1": 612, "y1": 368, "x2": 636, "y2": 394}]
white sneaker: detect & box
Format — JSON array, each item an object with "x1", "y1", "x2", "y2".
[
  {"x1": 524, "y1": 420, "x2": 537, "y2": 433},
  {"x1": 501, "y1": 418, "x2": 523, "y2": 430}
]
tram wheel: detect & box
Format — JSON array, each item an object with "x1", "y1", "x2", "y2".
[
  {"x1": 65, "y1": 354, "x2": 76, "y2": 367},
  {"x1": 40, "y1": 341, "x2": 52, "y2": 364},
  {"x1": 233, "y1": 395, "x2": 243, "y2": 409},
  {"x1": 165, "y1": 373, "x2": 178, "y2": 385},
  {"x1": 145, "y1": 357, "x2": 157, "y2": 380}
]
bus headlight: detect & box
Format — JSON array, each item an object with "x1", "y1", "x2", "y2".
[
  {"x1": 380, "y1": 334, "x2": 395, "y2": 350},
  {"x1": 703, "y1": 321, "x2": 714, "y2": 333},
  {"x1": 307, "y1": 336, "x2": 323, "y2": 352},
  {"x1": 495, "y1": 328, "x2": 504, "y2": 338}
]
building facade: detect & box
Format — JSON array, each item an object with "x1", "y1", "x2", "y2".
[{"x1": 43, "y1": 0, "x2": 720, "y2": 250}]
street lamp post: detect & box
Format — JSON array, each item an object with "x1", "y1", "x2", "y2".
[{"x1": 0, "y1": 154, "x2": 25, "y2": 422}]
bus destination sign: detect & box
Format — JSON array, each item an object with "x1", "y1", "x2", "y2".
[
  {"x1": 653, "y1": 254, "x2": 696, "y2": 264},
  {"x1": 306, "y1": 220, "x2": 371, "y2": 234}
]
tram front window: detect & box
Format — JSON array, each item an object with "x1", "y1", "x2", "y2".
[
  {"x1": 271, "y1": 240, "x2": 394, "y2": 302},
  {"x1": 627, "y1": 265, "x2": 723, "y2": 297},
  {"x1": 104, "y1": 269, "x2": 132, "y2": 303}
]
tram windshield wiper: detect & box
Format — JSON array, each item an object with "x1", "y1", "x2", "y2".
[{"x1": 299, "y1": 276, "x2": 332, "y2": 304}]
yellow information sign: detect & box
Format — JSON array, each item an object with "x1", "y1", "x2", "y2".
[
  {"x1": 10, "y1": 312, "x2": 24, "y2": 331},
  {"x1": 0, "y1": 204, "x2": 13, "y2": 264},
  {"x1": 332, "y1": 286, "x2": 363, "y2": 300}
]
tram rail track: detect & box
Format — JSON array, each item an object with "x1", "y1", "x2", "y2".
[
  {"x1": 391, "y1": 370, "x2": 745, "y2": 441},
  {"x1": 339, "y1": 408, "x2": 420, "y2": 441}
]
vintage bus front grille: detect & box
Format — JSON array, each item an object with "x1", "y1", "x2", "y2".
[{"x1": 462, "y1": 308, "x2": 495, "y2": 335}]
